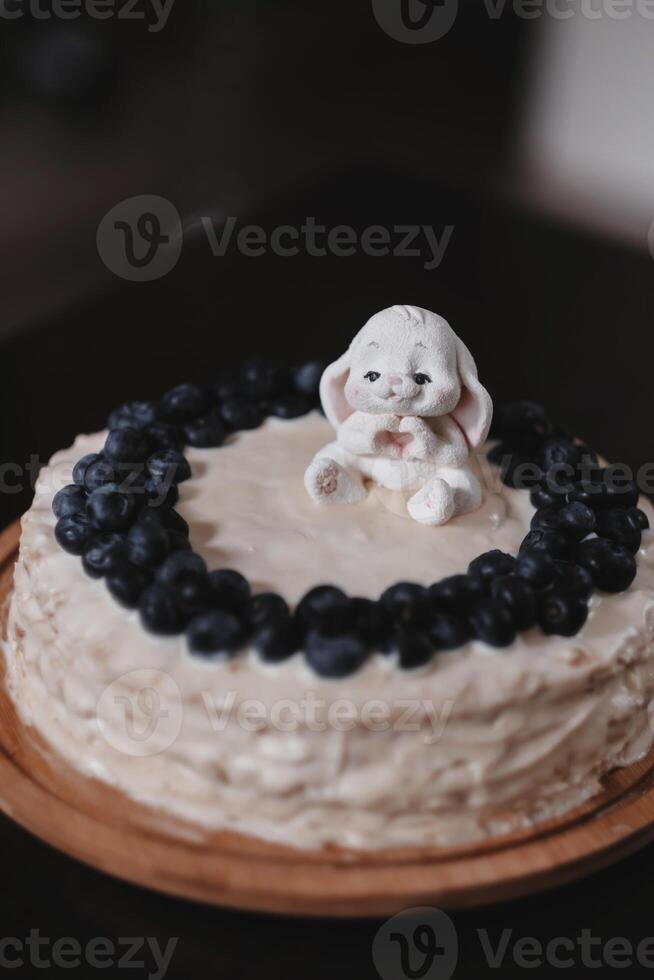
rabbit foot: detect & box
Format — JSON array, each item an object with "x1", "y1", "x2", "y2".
[
  {"x1": 407, "y1": 478, "x2": 455, "y2": 526},
  {"x1": 304, "y1": 458, "x2": 366, "y2": 505}
]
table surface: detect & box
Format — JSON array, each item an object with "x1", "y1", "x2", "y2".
[
  {"x1": 3, "y1": 810, "x2": 654, "y2": 979},
  {"x1": 2, "y1": 170, "x2": 654, "y2": 979}
]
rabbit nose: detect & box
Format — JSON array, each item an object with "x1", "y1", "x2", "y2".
[{"x1": 388, "y1": 375, "x2": 403, "y2": 386}]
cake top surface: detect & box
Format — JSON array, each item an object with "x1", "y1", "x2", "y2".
[
  {"x1": 178, "y1": 413, "x2": 521, "y2": 603},
  {"x1": 43, "y1": 305, "x2": 649, "y2": 677}
]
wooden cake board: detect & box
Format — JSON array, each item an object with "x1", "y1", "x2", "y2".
[{"x1": 2, "y1": 518, "x2": 654, "y2": 917}]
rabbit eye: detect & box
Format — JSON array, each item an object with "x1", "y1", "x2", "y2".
[
  {"x1": 414, "y1": 373, "x2": 431, "y2": 385},
  {"x1": 364, "y1": 371, "x2": 380, "y2": 382}
]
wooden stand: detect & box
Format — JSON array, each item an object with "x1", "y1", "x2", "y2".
[{"x1": 3, "y1": 519, "x2": 654, "y2": 916}]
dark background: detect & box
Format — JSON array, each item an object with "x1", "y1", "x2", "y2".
[{"x1": 1, "y1": 1, "x2": 654, "y2": 977}]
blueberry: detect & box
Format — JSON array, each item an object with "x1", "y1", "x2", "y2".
[
  {"x1": 144, "y1": 475, "x2": 179, "y2": 507},
  {"x1": 53, "y1": 484, "x2": 86, "y2": 519},
  {"x1": 138, "y1": 504, "x2": 188, "y2": 537},
  {"x1": 530, "y1": 485, "x2": 563, "y2": 510},
  {"x1": 493, "y1": 400, "x2": 553, "y2": 453},
  {"x1": 106, "y1": 563, "x2": 152, "y2": 608},
  {"x1": 469, "y1": 599, "x2": 516, "y2": 647},
  {"x1": 249, "y1": 592, "x2": 290, "y2": 630},
  {"x1": 430, "y1": 613, "x2": 470, "y2": 650},
  {"x1": 108, "y1": 400, "x2": 157, "y2": 431},
  {"x1": 254, "y1": 618, "x2": 300, "y2": 663},
  {"x1": 542, "y1": 462, "x2": 576, "y2": 495},
  {"x1": 167, "y1": 530, "x2": 193, "y2": 553},
  {"x1": 187, "y1": 610, "x2": 246, "y2": 655},
  {"x1": 267, "y1": 395, "x2": 312, "y2": 419},
  {"x1": 628, "y1": 507, "x2": 650, "y2": 531},
  {"x1": 553, "y1": 501, "x2": 596, "y2": 540},
  {"x1": 157, "y1": 551, "x2": 207, "y2": 586},
  {"x1": 160, "y1": 383, "x2": 211, "y2": 423},
  {"x1": 220, "y1": 396, "x2": 264, "y2": 431},
  {"x1": 87, "y1": 484, "x2": 136, "y2": 531},
  {"x1": 519, "y1": 529, "x2": 572, "y2": 560},
  {"x1": 116, "y1": 466, "x2": 147, "y2": 496},
  {"x1": 490, "y1": 576, "x2": 537, "y2": 630},
  {"x1": 577, "y1": 538, "x2": 637, "y2": 592},
  {"x1": 175, "y1": 573, "x2": 215, "y2": 619},
  {"x1": 351, "y1": 597, "x2": 390, "y2": 647},
  {"x1": 184, "y1": 410, "x2": 226, "y2": 448},
  {"x1": 146, "y1": 449, "x2": 191, "y2": 484},
  {"x1": 127, "y1": 522, "x2": 170, "y2": 569},
  {"x1": 212, "y1": 374, "x2": 240, "y2": 402},
  {"x1": 296, "y1": 585, "x2": 352, "y2": 634},
  {"x1": 390, "y1": 630, "x2": 433, "y2": 669},
  {"x1": 82, "y1": 533, "x2": 128, "y2": 579},
  {"x1": 73, "y1": 453, "x2": 101, "y2": 488},
  {"x1": 293, "y1": 361, "x2": 325, "y2": 401},
  {"x1": 84, "y1": 456, "x2": 117, "y2": 492},
  {"x1": 139, "y1": 584, "x2": 184, "y2": 635},
  {"x1": 515, "y1": 549, "x2": 555, "y2": 589},
  {"x1": 304, "y1": 630, "x2": 368, "y2": 678},
  {"x1": 54, "y1": 512, "x2": 95, "y2": 555},
  {"x1": 541, "y1": 436, "x2": 580, "y2": 473},
  {"x1": 603, "y1": 472, "x2": 639, "y2": 510},
  {"x1": 595, "y1": 508, "x2": 642, "y2": 554},
  {"x1": 567, "y1": 481, "x2": 596, "y2": 509},
  {"x1": 104, "y1": 427, "x2": 150, "y2": 464},
  {"x1": 538, "y1": 591, "x2": 589, "y2": 636},
  {"x1": 241, "y1": 357, "x2": 287, "y2": 398},
  {"x1": 380, "y1": 582, "x2": 429, "y2": 628},
  {"x1": 550, "y1": 561, "x2": 594, "y2": 600},
  {"x1": 468, "y1": 550, "x2": 516, "y2": 584},
  {"x1": 145, "y1": 421, "x2": 184, "y2": 451},
  {"x1": 429, "y1": 575, "x2": 485, "y2": 613},
  {"x1": 530, "y1": 505, "x2": 564, "y2": 533},
  {"x1": 210, "y1": 569, "x2": 251, "y2": 609}
]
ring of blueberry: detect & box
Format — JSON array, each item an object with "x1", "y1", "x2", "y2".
[{"x1": 51, "y1": 363, "x2": 649, "y2": 679}]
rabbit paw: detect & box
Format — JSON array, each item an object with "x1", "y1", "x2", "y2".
[
  {"x1": 304, "y1": 458, "x2": 366, "y2": 505},
  {"x1": 407, "y1": 478, "x2": 455, "y2": 526},
  {"x1": 399, "y1": 417, "x2": 437, "y2": 460}
]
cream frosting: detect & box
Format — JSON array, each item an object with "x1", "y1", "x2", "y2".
[{"x1": 4, "y1": 412, "x2": 654, "y2": 850}]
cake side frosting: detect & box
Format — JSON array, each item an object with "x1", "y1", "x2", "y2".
[{"x1": 4, "y1": 414, "x2": 654, "y2": 850}]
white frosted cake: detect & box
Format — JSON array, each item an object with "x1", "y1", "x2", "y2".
[{"x1": 3, "y1": 306, "x2": 654, "y2": 850}]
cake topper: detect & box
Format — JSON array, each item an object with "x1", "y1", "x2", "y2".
[{"x1": 304, "y1": 305, "x2": 493, "y2": 525}]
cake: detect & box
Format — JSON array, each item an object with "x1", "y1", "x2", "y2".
[{"x1": 3, "y1": 305, "x2": 654, "y2": 851}]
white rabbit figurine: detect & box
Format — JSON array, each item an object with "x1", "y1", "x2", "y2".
[{"x1": 304, "y1": 305, "x2": 493, "y2": 526}]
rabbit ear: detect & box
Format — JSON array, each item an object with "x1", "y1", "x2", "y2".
[
  {"x1": 320, "y1": 350, "x2": 353, "y2": 429},
  {"x1": 451, "y1": 337, "x2": 493, "y2": 450}
]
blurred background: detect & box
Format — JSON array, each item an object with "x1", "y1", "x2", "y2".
[{"x1": 1, "y1": 0, "x2": 652, "y2": 526}]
